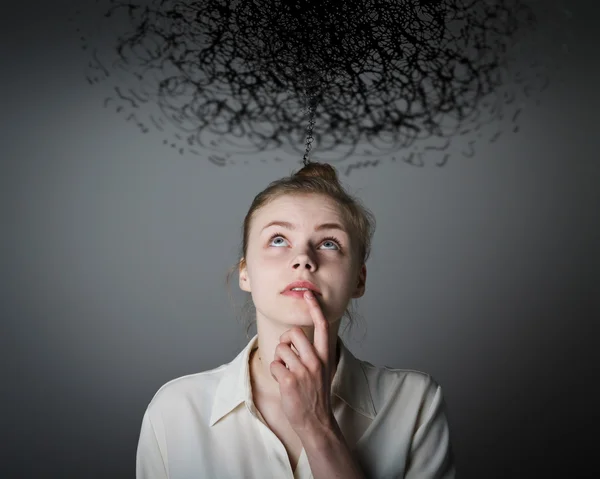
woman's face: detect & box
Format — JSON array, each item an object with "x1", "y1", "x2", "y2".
[{"x1": 239, "y1": 193, "x2": 366, "y2": 328}]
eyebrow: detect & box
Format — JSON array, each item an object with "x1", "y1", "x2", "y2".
[{"x1": 261, "y1": 220, "x2": 347, "y2": 234}]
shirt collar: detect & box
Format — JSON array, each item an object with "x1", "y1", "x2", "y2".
[{"x1": 209, "y1": 333, "x2": 376, "y2": 427}]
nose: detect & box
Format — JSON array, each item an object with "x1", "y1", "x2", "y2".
[{"x1": 293, "y1": 254, "x2": 316, "y2": 271}]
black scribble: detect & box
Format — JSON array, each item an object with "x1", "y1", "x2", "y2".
[
  {"x1": 424, "y1": 140, "x2": 451, "y2": 152},
  {"x1": 207, "y1": 154, "x2": 227, "y2": 166},
  {"x1": 399, "y1": 152, "x2": 425, "y2": 167},
  {"x1": 512, "y1": 108, "x2": 522, "y2": 123},
  {"x1": 436, "y1": 154, "x2": 450, "y2": 167},
  {"x1": 514, "y1": 70, "x2": 524, "y2": 84},
  {"x1": 404, "y1": 153, "x2": 425, "y2": 167},
  {"x1": 115, "y1": 86, "x2": 138, "y2": 108},
  {"x1": 91, "y1": 49, "x2": 109, "y2": 76},
  {"x1": 72, "y1": 0, "x2": 572, "y2": 167},
  {"x1": 85, "y1": 50, "x2": 109, "y2": 82},
  {"x1": 490, "y1": 131, "x2": 502, "y2": 143},
  {"x1": 344, "y1": 159, "x2": 381, "y2": 176},
  {"x1": 208, "y1": 154, "x2": 227, "y2": 166},
  {"x1": 103, "y1": 97, "x2": 114, "y2": 108},
  {"x1": 150, "y1": 115, "x2": 164, "y2": 131},
  {"x1": 128, "y1": 88, "x2": 149, "y2": 104},
  {"x1": 126, "y1": 113, "x2": 149, "y2": 133},
  {"x1": 504, "y1": 90, "x2": 516, "y2": 104},
  {"x1": 462, "y1": 141, "x2": 476, "y2": 158}
]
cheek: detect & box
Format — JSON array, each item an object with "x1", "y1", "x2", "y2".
[{"x1": 247, "y1": 264, "x2": 278, "y2": 295}]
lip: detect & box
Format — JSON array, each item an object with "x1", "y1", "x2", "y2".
[
  {"x1": 282, "y1": 280, "x2": 322, "y2": 296},
  {"x1": 282, "y1": 290, "x2": 317, "y2": 299}
]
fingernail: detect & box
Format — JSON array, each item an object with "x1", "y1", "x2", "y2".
[{"x1": 304, "y1": 291, "x2": 312, "y2": 300}]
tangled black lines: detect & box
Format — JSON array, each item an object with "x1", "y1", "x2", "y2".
[{"x1": 73, "y1": 0, "x2": 568, "y2": 167}]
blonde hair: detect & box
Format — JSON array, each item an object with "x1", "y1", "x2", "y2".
[{"x1": 225, "y1": 161, "x2": 376, "y2": 339}]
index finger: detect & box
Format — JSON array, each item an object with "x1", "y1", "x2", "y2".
[{"x1": 303, "y1": 290, "x2": 329, "y2": 365}]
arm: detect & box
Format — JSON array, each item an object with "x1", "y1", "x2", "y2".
[
  {"x1": 136, "y1": 410, "x2": 169, "y2": 479},
  {"x1": 271, "y1": 293, "x2": 368, "y2": 479},
  {"x1": 404, "y1": 384, "x2": 455, "y2": 479},
  {"x1": 300, "y1": 418, "x2": 366, "y2": 479}
]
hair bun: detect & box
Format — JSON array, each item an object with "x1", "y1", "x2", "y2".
[{"x1": 293, "y1": 161, "x2": 339, "y2": 183}]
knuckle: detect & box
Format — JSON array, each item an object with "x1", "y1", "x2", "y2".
[
  {"x1": 282, "y1": 375, "x2": 296, "y2": 388},
  {"x1": 291, "y1": 326, "x2": 303, "y2": 337},
  {"x1": 307, "y1": 357, "x2": 321, "y2": 372}
]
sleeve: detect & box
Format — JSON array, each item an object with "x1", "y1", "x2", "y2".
[
  {"x1": 404, "y1": 382, "x2": 455, "y2": 479},
  {"x1": 136, "y1": 409, "x2": 169, "y2": 479}
]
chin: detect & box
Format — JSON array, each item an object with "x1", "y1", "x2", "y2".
[{"x1": 282, "y1": 314, "x2": 315, "y2": 326}]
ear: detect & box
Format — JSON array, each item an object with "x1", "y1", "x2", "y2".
[
  {"x1": 238, "y1": 258, "x2": 251, "y2": 293},
  {"x1": 351, "y1": 264, "x2": 367, "y2": 299}
]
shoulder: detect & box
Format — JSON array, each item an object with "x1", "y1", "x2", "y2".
[
  {"x1": 362, "y1": 358, "x2": 440, "y2": 393},
  {"x1": 144, "y1": 363, "x2": 228, "y2": 418},
  {"x1": 354, "y1": 361, "x2": 454, "y2": 476},
  {"x1": 358, "y1": 358, "x2": 444, "y2": 419}
]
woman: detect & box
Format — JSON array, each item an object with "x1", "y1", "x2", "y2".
[{"x1": 136, "y1": 161, "x2": 455, "y2": 478}]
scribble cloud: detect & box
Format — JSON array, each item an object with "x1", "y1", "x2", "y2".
[{"x1": 71, "y1": 0, "x2": 570, "y2": 170}]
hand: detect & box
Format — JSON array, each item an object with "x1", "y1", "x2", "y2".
[{"x1": 270, "y1": 290, "x2": 335, "y2": 436}]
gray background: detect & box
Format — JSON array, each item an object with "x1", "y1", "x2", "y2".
[{"x1": 2, "y1": 1, "x2": 598, "y2": 478}]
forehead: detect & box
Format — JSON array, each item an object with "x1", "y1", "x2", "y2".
[{"x1": 252, "y1": 194, "x2": 346, "y2": 231}]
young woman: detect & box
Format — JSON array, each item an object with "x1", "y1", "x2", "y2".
[{"x1": 136, "y1": 162, "x2": 455, "y2": 478}]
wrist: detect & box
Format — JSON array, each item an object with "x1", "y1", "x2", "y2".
[{"x1": 299, "y1": 415, "x2": 343, "y2": 449}]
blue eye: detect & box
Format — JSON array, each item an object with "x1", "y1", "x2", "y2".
[
  {"x1": 270, "y1": 235, "x2": 286, "y2": 246},
  {"x1": 268, "y1": 232, "x2": 342, "y2": 251},
  {"x1": 321, "y1": 240, "x2": 339, "y2": 250}
]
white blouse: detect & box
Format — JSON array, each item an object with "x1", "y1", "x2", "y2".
[{"x1": 136, "y1": 334, "x2": 455, "y2": 478}]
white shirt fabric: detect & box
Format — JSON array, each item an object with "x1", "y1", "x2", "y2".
[{"x1": 136, "y1": 334, "x2": 455, "y2": 479}]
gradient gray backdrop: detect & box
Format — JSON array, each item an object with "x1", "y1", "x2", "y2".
[{"x1": 2, "y1": 1, "x2": 599, "y2": 478}]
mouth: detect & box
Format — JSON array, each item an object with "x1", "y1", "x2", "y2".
[
  {"x1": 281, "y1": 289, "x2": 319, "y2": 299},
  {"x1": 282, "y1": 280, "x2": 322, "y2": 296}
]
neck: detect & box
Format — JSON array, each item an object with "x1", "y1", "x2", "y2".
[{"x1": 250, "y1": 319, "x2": 341, "y2": 398}]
